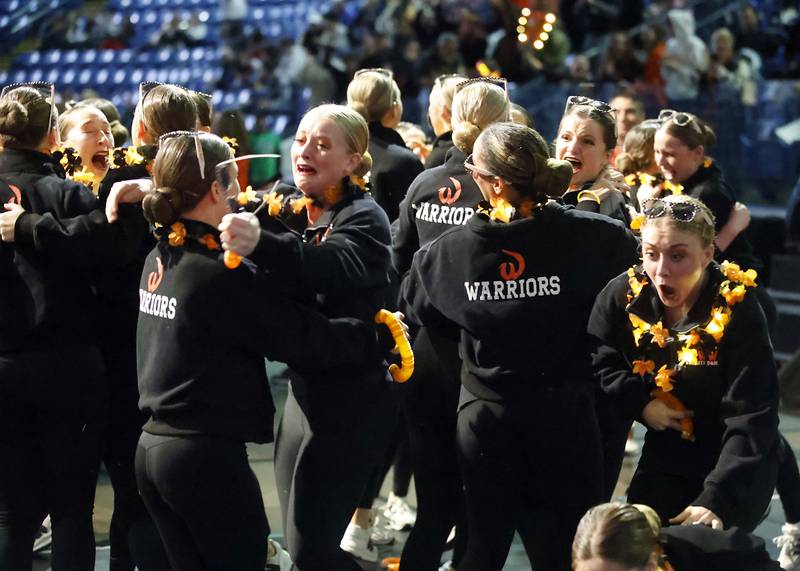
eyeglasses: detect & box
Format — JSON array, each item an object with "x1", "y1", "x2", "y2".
[
  {"x1": 354, "y1": 68, "x2": 394, "y2": 80},
  {"x1": 454, "y1": 77, "x2": 509, "y2": 115},
  {"x1": 641, "y1": 198, "x2": 714, "y2": 227},
  {"x1": 464, "y1": 154, "x2": 497, "y2": 180},
  {"x1": 1, "y1": 81, "x2": 60, "y2": 145},
  {"x1": 658, "y1": 109, "x2": 700, "y2": 130},
  {"x1": 564, "y1": 95, "x2": 616, "y2": 118}
]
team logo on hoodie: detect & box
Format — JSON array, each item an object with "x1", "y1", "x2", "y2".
[
  {"x1": 139, "y1": 256, "x2": 177, "y2": 319},
  {"x1": 415, "y1": 177, "x2": 475, "y2": 226},
  {"x1": 464, "y1": 249, "x2": 560, "y2": 301},
  {"x1": 438, "y1": 177, "x2": 462, "y2": 205}
]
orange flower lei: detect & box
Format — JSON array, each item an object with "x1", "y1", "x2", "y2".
[
  {"x1": 626, "y1": 262, "x2": 757, "y2": 437},
  {"x1": 477, "y1": 197, "x2": 542, "y2": 223}
]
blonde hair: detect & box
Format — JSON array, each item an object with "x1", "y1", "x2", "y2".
[
  {"x1": 429, "y1": 75, "x2": 466, "y2": 118},
  {"x1": 302, "y1": 104, "x2": 372, "y2": 177},
  {"x1": 346, "y1": 70, "x2": 400, "y2": 124},
  {"x1": 572, "y1": 503, "x2": 661, "y2": 568},
  {"x1": 476, "y1": 122, "x2": 572, "y2": 202},
  {"x1": 642, "y1": 194, "x2": 716, "y2": 247},
  {"x1": 451, "y1": 82, "x2": 509, "y2": 153}
]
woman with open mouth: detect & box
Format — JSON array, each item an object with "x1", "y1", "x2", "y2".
[
  {"x1": 58, "y1": 102, "x2": 114, "y2": 192},
  {"x1": 555, "y1": 95, "x2": 632, "y2": 225},
  {"x1": 589, "y1": 194, "x2": 779, "y2": 533}
]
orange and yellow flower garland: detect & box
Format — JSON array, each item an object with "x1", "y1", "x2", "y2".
[{"x1": 626, "y1": 261, "x2": 758, "y2": 440}]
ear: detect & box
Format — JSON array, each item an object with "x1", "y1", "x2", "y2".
[
  {"x1": 693, "y1": 144, "x2": 705, "y2": 164},
  {"x1": 494, "y1": 177, "x2": 509, "y2": 196},
  {"x1": 136, "y1": 120, "x2": 149, "y2": 146},
  {"x1": 47, "y1": 127, "x2": 59, "y2": 152},
  {"x1": 209, "y1": 179, "x2": 224, "y2": 204},
  {"x1": 343, "y1": 152, "x2": 361, "y2": 176},
  {"x1": 644, "y1": 552, "x2": 659, "y2": 571}
]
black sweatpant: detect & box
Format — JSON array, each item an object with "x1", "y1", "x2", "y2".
[
  {"x1": 100, "y1": 342, "x2": 169, "y2": 571},
  {"x1": 400, "y1": 328, "x2": 466, "y2": 571},
  {"x1": 627, "y1": 448, "x2": 778, "y2": 531},
  {"x1": 778, "y1": 434, "x2": 800, "y2": 524},
  {"x1": 456, "y1": 385, "x2": 603, "y2": 571},
  {"x1": 0, "y1": 345, "x2": 105, "y2": 571},
  {"x1": 135, "y1": 432, "x2": 269, "y2": 571},
  {"x1": 275, "y1": 380, "x2": 392, "y2": 571}
]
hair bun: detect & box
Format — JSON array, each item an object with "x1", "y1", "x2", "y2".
[
  {"x1": 0, "y1": 100, "x2": 30, "y2": 138},
  {"x1": 452, "y1": 120, "x2": 481, "y2": 154},
  {"x1": 533, "y1": 158, "x2": 572, "y2": 197},
  {"x1": 354, "y1": 149, "x2": 372, "y2": 177},
  {"x1": 142, "y1": 186, "x2": 181, "y2": 227},
  {"x1": 348, "y1": 100, "x2": 371, "y2": 123}
]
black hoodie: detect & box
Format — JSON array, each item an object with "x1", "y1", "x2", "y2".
[
  {"x1": 0, "y1": 149, "x2": 135, "y2": 351},
  {"x1": 367, "y1": 122, "x2": 424, "y2": 222},
  {"x1": 399, "y1": 202, "x2": 639, "y2": 402},
  {"x1": 392, "y1": 145, "x2": 484, "y2": 276},
  {"x1": 587, "y1": 263, "x2": 779, "y2": 524},
  {"x1": 424, "y1": 131, "x2": 454, "y2": 169},
  {"x1": 136, "y1": 219, "x2": 393, "y2": 443}
]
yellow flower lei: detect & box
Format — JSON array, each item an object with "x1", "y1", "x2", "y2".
[
  {"x1": 627, "y1": 261, "x2": 757, "y2": 392},
  {"x1": 478, "y1": 197, "x2": 542, "y2": 223},
  {"x1": 624, "y1": 172, "x2": 657, "y2": 188}
]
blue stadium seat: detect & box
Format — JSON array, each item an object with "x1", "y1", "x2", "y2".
[{"x1": 80, "y1": 49, "x2": 97, "y2": 65}]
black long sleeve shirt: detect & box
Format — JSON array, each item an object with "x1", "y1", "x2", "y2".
[
  {"x1": 136, "y1": 219, "x2": 393, "y2": 443},
  {"x1": 587, "y1": 263, "x2": 779, "y2": 524},
  {"x1": 367, "y1": 122, "x2": 424, "y2": 223},
  {"x1": 399, "y1": 202, "x2": 639, "y2": 402}
]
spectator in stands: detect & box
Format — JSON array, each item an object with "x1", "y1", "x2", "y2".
[
  {"x1": 639, "y1": 23, "x2": 667, "y2": 90},
  {"x1": 599, "y1": 32, "x2": 643, "y2": 83},
  {"x1": 661, "y1": 9, "x2": 709, "y2": 104},
  {"x1": 566, "y1": 54, "x2": 594, "y2": 83},
  {"x1": 705, "y1": 27, "x2": 758, "y2": 106},
  {"x1": 734, "y1": 4, "x2": 783, "y2": 66},
  {"x1": 610, "y1": 90, "x2": 645, "y2": 161},
  {"x1": 422, "y1": 33, "x2": 466, "y2": 83}
]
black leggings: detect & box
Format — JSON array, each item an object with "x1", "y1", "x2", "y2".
[
  {"x1": 101, "y1": 344, "x2": 169, "y2": 571},
  {"x1": 456, "y1": 387, "x2": 603, "y2": 571},
  {"x1": 400, "y1": 328, "x2": 466, "y2": 571},
  {"x1": 0, "y1": 346, "x2": 105, "y2": 571},
  {"x1": 275, "y1": 381, "x2": 392, "y2": 571},
  {"x1": 135, "y1": 432, "x2": 269, "y2": 571}
]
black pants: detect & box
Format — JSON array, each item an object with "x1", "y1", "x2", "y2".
[
  {"x1": 135, "y1": 432, "x2": 269, "y2": 571},
  {"x1": 777, "y1": 434, "x2": 800, "y2": 523},
  {"x1": 100, "y1": 342, "x2": 169, "y2": 571},
  {"x1": 400, "y1": 328, "x2": 466, "y2": 571},
  {"x1": 456, "y1": 386, "x2": 603, "y2": 571},
  {"x1": 0, "y1": 346, "x2": 105, "y2": 571},
  {"x1": 596, "y1": 390, "x2": 632, "y2": 500},
  {"x1": 275, "y1": 380, "x2": 392, "y2": 571},
  {"x1": 627, "y1": 449, "x2": 778, "y2": 531}
]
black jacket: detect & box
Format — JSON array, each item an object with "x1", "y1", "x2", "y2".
[
  {"x1": 399, "y1": 202, "x2": 639, "y2": 402},
  {"x1": 587, "y1": 264, "x2": 779, "y2": 524},
  {"x1": 563, "y1": 186, "x2": 632, "y2": 226},
  {"x1": 392, "y1": 146, "x2": 484, "y2": 276},
  {"x1": 0, "y1": 149, "x2": 115, "y2": 351},
  {"x1": 368, "y1": 122, "x2": 424, "y2": 223},
  {"x1": 662, "y1": 525, "x2": 780, "y2": 570},
  {"x1": 136, "y1": 219, "x2": 393, "y2": 443},
  {"x1": 682, "y1": 161, "x2": 761, "y2": 270},
  {"x1": 248, "y1": 183, "x2": 393, "y2": 414},
  {"x1": 424, "y1": 131, "x2": 454, "y2": 170}
]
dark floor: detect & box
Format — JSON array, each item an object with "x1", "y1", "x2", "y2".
[{"x1": 32, "y1": 364, "x2": 796, "y2": 570}]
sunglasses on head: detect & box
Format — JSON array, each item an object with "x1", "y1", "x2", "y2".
[
  {"x1": 1, "y1": 81, "x2": 60, "y2": 145},
  {"x1": 354, "y1": 68, "x2": 394, "y2": 80},
  {"x1": 455, "y1": 77, "x2": 509, "y2": 117},
  {"x1": 159, "y1": 130, "x2": 212, "y2": 180},
  {"x1": 641, "y1": 198, "x2": 714, "y2": 227},
  {"x1": 658, "y1": 109, "x2": 700, "y2": 130},
  {"x1": 464, "y1": 154, "x2": 498, "y2": 180},
  {"x1": 564, "y1": 95, "x2": 616, "y2": 118}
]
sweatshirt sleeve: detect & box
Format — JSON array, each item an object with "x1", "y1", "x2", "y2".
[
  {"x1": 391, "y1": 178, "x2": 421, "y2": 277},
  {"x1": 13, "y1": 204, "x2": 148, "y2": 269},
  {"x1": 248, "y1": 203, "x2": 390, "y2": 295},
  {"x1": 210, "y1": 268, "x2": 393, "y2": 372},
  {"x1": 587, "y1": 275, "x2": 652, "y2": 420},
  {"x1": 693, "y1": 292, "x2": 779, "y2": 524},
  {"x1": 398, "y1": 246, "x2": 459, "y2": 339}
]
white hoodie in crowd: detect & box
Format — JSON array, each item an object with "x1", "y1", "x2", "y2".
[{"x1": 662, "y1": 9, "x2": 709, "y2": 101}]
